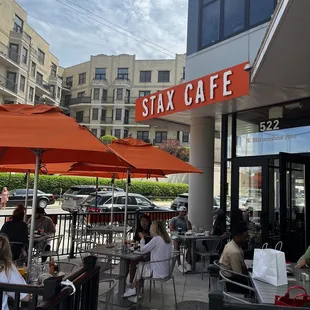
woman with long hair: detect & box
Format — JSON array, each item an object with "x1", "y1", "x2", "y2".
[
  {"x1": 1, "y1": 205, "x2": 28, "y2": 260},
  {"x1": 0, "y1": 234, "x2": 29, "y2": 309},
  {"x1": 1, "y1": 187, "x2": 9, "y2": 210},
  {"x1": 123, "y1": 220, "x2": 173, "y2": 301}
]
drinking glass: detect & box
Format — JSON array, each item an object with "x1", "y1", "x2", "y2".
[
  {"x1": 40, "y1": 264, "x2": 51, "y2": 283},
  {"x1": 192, "y1": 225, "x2": 197, "y2": 233},
  {"x1": 29, "y1": 261, "x2": 40, "y2": 284}
]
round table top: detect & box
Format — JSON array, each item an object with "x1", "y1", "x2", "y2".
[{"x1": 177, "y1": 301, "x2": 209, "y2": 310}]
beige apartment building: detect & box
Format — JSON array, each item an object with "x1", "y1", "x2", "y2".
[
  {"x1": 61, "y1": 54, "x2": 190, "y2": 144},
  {"x1": 0, "y1": 0, "x2": 69, "y2": 106}
]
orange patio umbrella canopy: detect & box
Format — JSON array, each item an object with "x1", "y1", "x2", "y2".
[{"x1": 0, "y1": 104, "x2": 130, "y2": 167}]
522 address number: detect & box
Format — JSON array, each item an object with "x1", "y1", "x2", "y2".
[{"x1": 259, "y1": 120, "x2": 280, "y2": 132}]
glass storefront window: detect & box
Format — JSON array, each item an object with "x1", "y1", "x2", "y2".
[
  {"x1": 236, "y1": 99, "x2": 310, "y2": 157},
  {"x1": 227, "y1": 114, "x2": 232, "y2": 159}
]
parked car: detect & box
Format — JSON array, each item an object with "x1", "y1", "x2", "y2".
[
  {"x1": 8, "y1": 189, "x2": 55, "y2": 208},
  {"x1": 82, "y1": 192, "x2": 170, "y2": 213},
  {"x1": 62, "y1": 185, "x2": 124, "y2": 212},
  {"x1": 170, "y1": 193, "x2": 222, "y2": 211},
  {"x1": 239, "y1": 197, "x2": 261, "y2": 211}
]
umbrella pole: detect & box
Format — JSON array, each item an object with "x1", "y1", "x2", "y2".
[
  {"x1": 27, "y1": 151, "x2": 41, "y2": 268},
  {"x1": 95, "y1": 177, "x2": 99, "y2": 209},
  {"x1": 122, "y1": 169, "x2": 130, "y2": 247},
  {"x1": 24, "y1": 171, "x2": 30, "y2": 222},
  {"x1": 109, "y1": 176, "x2": 115, "y2": 227}
]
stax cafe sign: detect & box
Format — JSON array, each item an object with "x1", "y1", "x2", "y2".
[{"x1": 135, "y1": 62, "x2": 250, "y2": 122}]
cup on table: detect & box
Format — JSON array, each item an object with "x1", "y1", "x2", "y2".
[
  {"x1": 177, "y1": 227, "x2": 182, "y2": 234},
  {"x1": 204, "y1": 231, "x2": 210, "y2": 236}
]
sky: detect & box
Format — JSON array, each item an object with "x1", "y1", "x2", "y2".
[{"x1": 17, "y1": 0, "x2": 188, "y2": 68}]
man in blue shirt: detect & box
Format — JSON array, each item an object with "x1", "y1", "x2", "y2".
[{"x1": 170, "y1": 206, "x2": 192, "y2": 273}]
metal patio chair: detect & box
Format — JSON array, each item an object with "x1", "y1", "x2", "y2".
[
  {"x1": 98, "y1": 279, "x2": 117, "y2": 310},
  {"x1": 34, "y1": 235, "x2": 63, "y2": 262}
]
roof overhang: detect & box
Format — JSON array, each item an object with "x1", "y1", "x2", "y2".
[{"x1": 137, "y1": 0, "x2": 310, "y2": 127}]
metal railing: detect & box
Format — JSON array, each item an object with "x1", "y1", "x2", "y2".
[
  {"x1": 70, "y1": 97, "x2": 91, "y2": 105},
  {"x1": 125, "y1": 97, "x2": 138, "y2": 104},
  {"x1": 76, "y1": 116, "x2": 90, "y2": 124},
  {"x1": 101, "y1": 96, "x2": 114, "y2": 103},
  {"x1": 101, "y1": 117, "x2": 113, "y2": 124},
  {"x1": 0, "y1": 74, "x2": 17, "y2": 93},
  {"x1": 0, "y1": 210, "x2": 177, "y2": 259}
]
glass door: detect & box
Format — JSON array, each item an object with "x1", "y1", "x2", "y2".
[
  {"x1": 279, "y1": 152, "x2": 310, "y2": 262},
  {"x1": 231, "y1": 157, "x2": 270, "y2": 249}
]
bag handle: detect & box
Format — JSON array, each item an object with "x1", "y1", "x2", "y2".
[
  {"x1": 293, "y1": 294, "x2": 310, "y2": 303},
  {"x1": 284, "y1": 286, "x2": 307, "y2": 297},
  {"x1": 262, "y1": 243, "x2": 268, "y2": 249}
]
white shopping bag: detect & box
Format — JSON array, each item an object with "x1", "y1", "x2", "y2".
[{"x1": 252, "y1": 248, "x2": 288, "y2": 286}]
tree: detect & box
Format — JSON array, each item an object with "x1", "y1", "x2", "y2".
[
  {"x1": 100, "y1": 135, "x2": 118, "y2": 145},
  {"x1": 158, "y1": 139, "x2": 190, "y2": 162}
]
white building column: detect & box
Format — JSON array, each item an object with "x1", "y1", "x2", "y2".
[{"x1": 188, "y1": 116, "x2": 215, "y2": 231}]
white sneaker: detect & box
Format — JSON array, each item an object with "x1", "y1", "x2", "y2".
[
  {"x1": 178, "y1": 264, "x2": 187, "y2": 274},
  {"x1": 123, "y1": 287, "x2": 136, "y2": 298},
  {"x1": 186, "y1": 263, "x2": 192, "y2": 272},
  {"x1": 128, "y1": 295, "x2": 142, "y2": 303}
]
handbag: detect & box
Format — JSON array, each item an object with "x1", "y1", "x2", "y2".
[{"x1": 275, "y1": 286, "x2": 310, "y2": 307}]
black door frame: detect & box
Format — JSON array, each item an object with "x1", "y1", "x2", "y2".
[
  {"x1": 231, "y1": 156, "x2": 272, "y2": 244},
  {"x1": 279, "y1": 152, "x2": 310, "y2": 254}
]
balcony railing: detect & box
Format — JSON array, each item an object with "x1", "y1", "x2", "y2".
[
  {"x1": 0, "y1": 42, "x2": 20, "y2": 65},
  {"x1": 76, "y1": 116, "x2": 90, "y2": 124},
  {"x1": 92, "y1": 77, "x2": 108, "y2": 87},
  {"x1": 125, "y1": 97, "x2": 138, "y2": 104},
  {"x1": 70, "y1": 96, "x2": 91, "y2": 105},
  {"x1": 0, "y1": 74, "x2": 17, "y2": 93},
  {"x1": 101, "y1": 96, "x2": 114, "y2": 103},
  {"x1": 101, "y1": 117, "x2": 113, "y2": 124},
  {"x1": 123, "y1": 117, "x2": 139, "y2": 125},
  {"x1": 62, "y1": 81, "x2": 72, "y2": 89}
]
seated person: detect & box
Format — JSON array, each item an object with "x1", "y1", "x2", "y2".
[
  {"x1": 0, "y1": 234, "x2": 30, "y2": 310},
  {"x1": 1, "y1": 205, "x2": 28, "y2": 260},
  {"x1": 27, "y1": 207, "x2": 56, "y2": 262},
  {"x1": 123, "y1": 221, "x2": 173, "y2": 303},
  {"x1": 128, "y1": 214, "x2": 152, "y2": 286},
  {"x1": 211, "y1": 209, "x2": 227, "y2": 237},
  {"x1": 219, "y1": 221, "x2": 250, "y2": 294},
  {"x1": 297, "y1": 247, "x2": 310, "y2": 268},
  {"x1": 169, "y1": 206, "x2": 192, "y2": 273}
]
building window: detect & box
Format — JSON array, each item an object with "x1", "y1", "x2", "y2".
[
  {"x1": 64, "y1": 95, "x2": 71, "y2": 106},
  {"x1": 158, "y1": 71, "x2": 170, "y2": 83},
  {"x1": 182, "y1": 67, "x2": 186, "y2": 80},
  {"x1": 14, "y1": 15, "x2": 23, "y2": 33},
  {"x1": 29, "y1": 86, "x2": 34, "y2": 102},
  {"x1": 91, "y1": 129, "x2": 97, "y2": 136},
  {"x1": 100, "y1": 129, "x2": 106, "y2": 137},
  {"x1": 19, "y1": 75, "x2": 25, "y2": 92},
  {"x1": 66, "y1": 76, "x2": 73, "y2": 87},
  {"x1": 76, "y1": 111, "x2": 84, "y2": 122},
  {"x1": 249, "y1": 0, "x2": 277, "y2": 26},
  {"x1": 114, "y1": 129, "x2": 121, "y2": 139},
  {"x1": 95, "y1": 68, "x2": 106, "y2": 80},
  {"x1": 51, "y1": 63, "x2": 57, "y2": 76},
  {"x1": 155, "y1": 131, "x2": 168, "y2": 143},
  {"x1": 116, "y1": 88, "x2": 123, "y2": 100},
  {"x1": 137, "y1": 131, "x2": 149, "y2": 141},
  {"x1": 36, "y1": 72, "x2": 43, "y2": 86},
  {"x1": 140, "y1": 71, "x2": 151, "y2": 82},
  {"x1": 22, "y1": 47, "x2": 28, "y2": 64},
  {"x1": 93, "y1": 88, "x2": 100, "y2": 100},
  {"x1": 38, "y1": 49, "x2": 45, "y2": 65},
  {"x1": 77, "y1": 91, "x2": 85, "y2": 98},
  {"x1": 101, "y1": 109, "x2": 106, "y2": 121},
  {"x1": 31, "y1": 62, "x2": 36, "y2": 77},
  {"x1": 182, "y1": 132, "x2": 190, "y2": 143},
  {"x1": 92, "y1": 108, "x2": 99, "y2": 120},
  {"x1": 57, "y1": 87, "x2": 61, "y2": 98},
  {"x1": 102, "y1": 89, "x2": 108, "y2": 102},
  {"x1": 199, "y1": 0, "x2": 277, "y2": 50},
  {"x1": 79, "y1": 73, "x2": 86, "y2": 85},
  {"x1": 117, "y1": 68, "x2": 129, "y2": 80},
  {"x1": 50, "y1": 85, "x2": 55, "y2": 98},
  {"x1": 115, "y1": 109, "x2": 122, "y2": 121},
  {"x1": 139, "y1": 91, "x2": 151, "y2": 97},
  {"x1": 124, "y1": 130, "x2": 128, "y2": 138},
  {"x1": 8, "y1": 43, "x2": 19, "y2": 63}
]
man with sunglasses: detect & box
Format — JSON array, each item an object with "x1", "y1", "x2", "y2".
[{"x1": 170, "y1": 206, "x2": 192, "y2": 273}]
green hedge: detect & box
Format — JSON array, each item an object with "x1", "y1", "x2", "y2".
[{"x1": 0, "y1": 173, "x2": 188, "y2": 197}]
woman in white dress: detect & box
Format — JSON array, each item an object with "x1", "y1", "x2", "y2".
[{"x1": 123, "y1": 220, "x2": 173, "y2": 301}]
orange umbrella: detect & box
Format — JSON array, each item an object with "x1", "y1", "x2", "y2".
[
  {"x1": 0, "y1": 104, "x2": 130, "y2": 267},
  {"x1": 108, "y1": 137, "x2": 202, "y2": 175}
]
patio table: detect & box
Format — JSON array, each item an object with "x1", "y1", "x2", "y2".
[
  {"x1": 87, "y1": 244, "x2": 143, "y2": 307},
  {"x1": 247, "y1": 262, "x2": 310, "y2": 304},
  {"x1": 171, "y1": 232, "x2": 221, "y2": 272}
]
